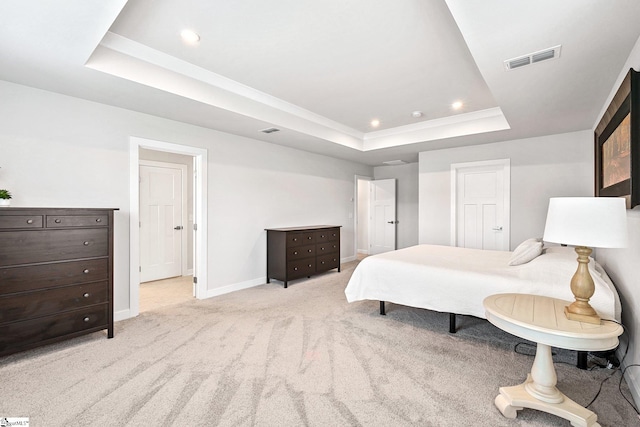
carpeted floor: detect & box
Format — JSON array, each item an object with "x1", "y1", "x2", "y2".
[{"x1": 0, "y1": 260, "x2": 637, "y2": 426}]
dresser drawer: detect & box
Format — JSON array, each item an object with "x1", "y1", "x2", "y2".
[
  {"x1": 0, "y1": 304, "x2": 108, "y2": 353},
  {"x1": 46, "y1": 215, "x2": 109, "y2": 228},
  {"x1": 0, "y1": 215, "x2": 43, "y2": 229},
  {"x1": 0, "y1": 281, "x2": 108, "y2": 324},
  {"x1": 287, "y1": 244, "x2": 315, "y2": 260},
  {"x1": 317, "y1": 253, "x2": 340, "y2": 271},
  {"x1": 0, "y1": 228, "x2": 108, "y2": 266},
  {"x1": 0, "y1": 258, "x2": 109, "y2": 295},
  {"x1": 287, "y1": 232, "x2": 315, "y2": 247},
  {"x1": 287, "y1": 259, "x2": 315, "y2": 278},
  {"x1": 317, "y1": 242, "x2": 339, "y2": 255},
  {"x1": 327, "y1": 228, "x2": 340, "y2": 241},
  {"x1": 314, "y1": 230, "x2": 332, "y2": 243}
]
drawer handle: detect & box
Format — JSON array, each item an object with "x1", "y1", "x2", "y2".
[
  {"x1": 294, "y1": 267, "x2": 298, "y2": 271},
  {"x1": 293, "y1": 238, "x2": 298, "y2": 242},
  {"x1": 293, "y1": 251, "x2": 298, "y2": 255},
  {"x1": 308, "y1": 249, "x2": 312, "y2": 253},
  {"x1": 83, "y1": 241, "x2": 90, "y2": 246},
  {"x1": 321, "y1": 248, "x2": 325, "y2": 251},
  {"x1": 308, "y1": 236, "x2": 312, "y2": 240},
  {"x1": 96, "y1": 218, "x2": 102, "y2": 223},
  {"x1": 83, "y1": 316, "x2": 90, "y2": 322},
  {"x1": 321, "y1": 235, "x2": 325, "y2": 238},
  {"x1": 26, "y1": 219, "x2": 34, "y2": 224},
  {"x1": 321, "y1": 261, "x2": 325, "y2": 264},
  {"x1": 308, "y1": 264, "x2": 312, "y2": 268},
  {"x1": 83, "y1": 292, "x2": 90, "y2": 298},
  {"x1": 55, "y1": 219, "x2": 62, "y2": 223},
  {"x1": 83, "y1": 269, "x2": 90, "y2": 274}
]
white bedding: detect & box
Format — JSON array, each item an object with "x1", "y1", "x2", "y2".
[{"x1": 345, "y1": 244, "x2": 622, "y2": 322}]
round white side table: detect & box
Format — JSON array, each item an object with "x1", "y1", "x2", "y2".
[{"x1": 484, "y1": 293, "x2": 623, "y2": 427}]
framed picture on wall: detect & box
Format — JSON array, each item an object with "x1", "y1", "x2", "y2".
[{"x1": 595, "y1": 68, "x2": 640, "y2": 208}]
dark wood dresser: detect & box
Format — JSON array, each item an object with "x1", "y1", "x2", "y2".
[
  {"x1": 0, "y1": 208, "x2": 117, "y2": 356},
  {"x1": 265, "y1": 225, "x2": 341, "y2": 288}
]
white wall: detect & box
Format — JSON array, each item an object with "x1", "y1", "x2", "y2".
[
  {"x1": 418, "y1": 131, "x2": 593, "y2": 249},
  {"x1": 593, "y1": 34, "x2": 640, "y2": 407},
  {"x1": 373, "y1": 162, "x2": 419, "y2": 249},
  {"x1": 0, "y1": 80, "x2": 373, "y2": 319}
]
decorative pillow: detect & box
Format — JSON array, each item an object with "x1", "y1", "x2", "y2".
[{"x1": 509, "y1": 238, "x2": 544, "y2": 266}]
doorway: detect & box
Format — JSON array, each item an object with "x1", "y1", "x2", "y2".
[
  {"x1": 129, "y1": 137, "x2": 208, "y2": 319},
  {"x1": 450, "y1": 159, "x2": 510, "y2": 250},
  {"x1": 139, "y1": 160, "x2": 188, "y2": 283},
  {"x1": 354, "y1": 175, "x2": 398, "y2": 259},
  {"x1": 355, "y1": 176, "x2": 372, "y2": 259}
]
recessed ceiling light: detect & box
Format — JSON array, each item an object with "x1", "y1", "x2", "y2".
[
  {"x1": 180, "y1": 29, "x2": 200, "y2": 44},
  {"x1": 411, "y1": 111, "x2": 423, "y2": 118},
  {"x1": 452, "y1": 101, "x2": 463, "y2": 110},
  {"x1": 370, "y1": 119, "x2": 380, "y2": 128}
]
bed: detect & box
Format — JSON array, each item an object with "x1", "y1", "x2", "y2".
[{"x1": 345, "y1": 244, "x2": 622, "y2": 331}]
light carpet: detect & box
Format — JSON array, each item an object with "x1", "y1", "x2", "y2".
[{"x1": 0, "y1": 260, "x2": 636, "y2": 426}]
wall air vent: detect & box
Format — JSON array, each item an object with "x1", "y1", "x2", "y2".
[
  {"x1": 504, "y1": 45, "x2": 562, "y2": 71},
  {"x1": 260, "y1": 127, "x2": 280, "y2": 134},
  {"x1": 382, "y1": 160, "x2": 407, "y2": 166}
]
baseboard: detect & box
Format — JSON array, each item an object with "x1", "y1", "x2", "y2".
[
  {"x1": 618, "y1": 334, "x2": 640, "y2": 410},
  {"x1": 341, "y1": 255, "x2": 356, "y2": 263},
  {"x1": 186, "y1": 268, "x2": 194, "y2": 276},
  {"x1": 203, "y1": 277, "x2": 265, "y2": 299},
  {"x1": 357, "y1": 249, "x2": 369, "y2": 255},
  {"x1": 623, "y1": 362, "x2": 640, "y2": 410}
]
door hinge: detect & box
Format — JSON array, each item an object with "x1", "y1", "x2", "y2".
[
  {"x1": 139, "y1": 266, "x2": 141, "y2": 272},
  {"x1": 193, "y1": 276, "x2": 198, "y2": 284},
  {"x1": 193, "y1": 223, "x2": 198, "y2": 231}
]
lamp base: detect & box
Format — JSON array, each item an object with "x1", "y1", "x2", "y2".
[
  {"x1": 564, "y1": 306, "x2": 601, "y2": 325},
  {"x1": 564, "y1": 246, "x2": 602, "y2": 325}
]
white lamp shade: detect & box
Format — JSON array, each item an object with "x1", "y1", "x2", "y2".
[{"x1": 543, "y1": 197, "x2": 628, "y2": 248}]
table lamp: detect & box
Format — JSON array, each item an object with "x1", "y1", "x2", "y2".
[{"x1": 543, "y1": 197, "x2": 627, "y2": 324}]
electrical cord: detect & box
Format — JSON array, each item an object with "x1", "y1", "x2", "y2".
[{"x1": 618, "y1": 364, "x2": 640, "y2": 417}]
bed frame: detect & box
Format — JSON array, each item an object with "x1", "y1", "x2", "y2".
[{"x1": 379, "y1": 300, "x2": 588, "y2": 369}]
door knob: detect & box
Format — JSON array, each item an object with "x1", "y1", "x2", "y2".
[
  {"x1": 387, "y1": 220, "x2": 399, "y2": 224},
  {"x1": 174, "y1": 226, "x2": 184, "y2": 230},
  {"x1": 492, "y1": 226, "x2": 503, "y2": 231}
]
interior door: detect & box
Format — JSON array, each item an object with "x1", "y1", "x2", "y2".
[
  {"x1": 140, "y1": 162, "x2": 183, "y2": 282},
  {"x1": 369, "y1": 179, "x2": 397, "y2": 254},
  {"x1": 453, "y1": 160, "x2": 510, "y2": 250}
]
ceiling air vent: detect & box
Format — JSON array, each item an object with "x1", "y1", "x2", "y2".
[
  {"x1": 260, "y1": 127, "x2": 280, "y2": 134},
  {"x1": 504, "y1": 45, "x2": 562, "y2": 71}
]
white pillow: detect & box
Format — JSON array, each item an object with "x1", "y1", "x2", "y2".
[{"x1": 509, "y1": 238, "x2": 544, "y2": 266}]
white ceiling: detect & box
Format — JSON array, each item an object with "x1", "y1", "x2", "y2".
[{"x1": 2, "y1": 0, "x2": 640, "y2": 165}]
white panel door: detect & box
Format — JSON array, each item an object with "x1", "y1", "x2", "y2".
[
  {"x1": 369, "y1": 179, "x2": 397, "y2": 255},
  {"x1": 140, "y1": 164, "x2": 183, "y2": 282},
  {"x1": 453, "y1": 160, "x2": 510, "y2": 250}
]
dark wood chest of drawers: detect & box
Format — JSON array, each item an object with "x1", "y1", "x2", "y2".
[
  {"x1": 265, "y1": 225, "x2": 341, "y2": 288},
  {"x1": 0, "y1": 208, "x2": 116, "y2": 356}
]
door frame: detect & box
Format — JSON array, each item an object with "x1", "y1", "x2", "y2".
[
  {"x1": 139, "y1": 159, "x2": 189, "y2": 279},
  {"x1": 129, "y1": 137, "x2": 208, "y2": 318},
  {"x1": 353, "y1": 174, "x2": 373, "y2": 260},
  {"x1": 450, "y1": 159, "x2": 510, "y2": 249}
]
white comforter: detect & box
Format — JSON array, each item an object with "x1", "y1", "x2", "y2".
[{"x1": 345, "y1": 244, "x2": 621, "y2": 322}]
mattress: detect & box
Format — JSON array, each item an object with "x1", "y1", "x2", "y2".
[{"x1": 345, "y1": 244, "x2": 621, "y2": 322}]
